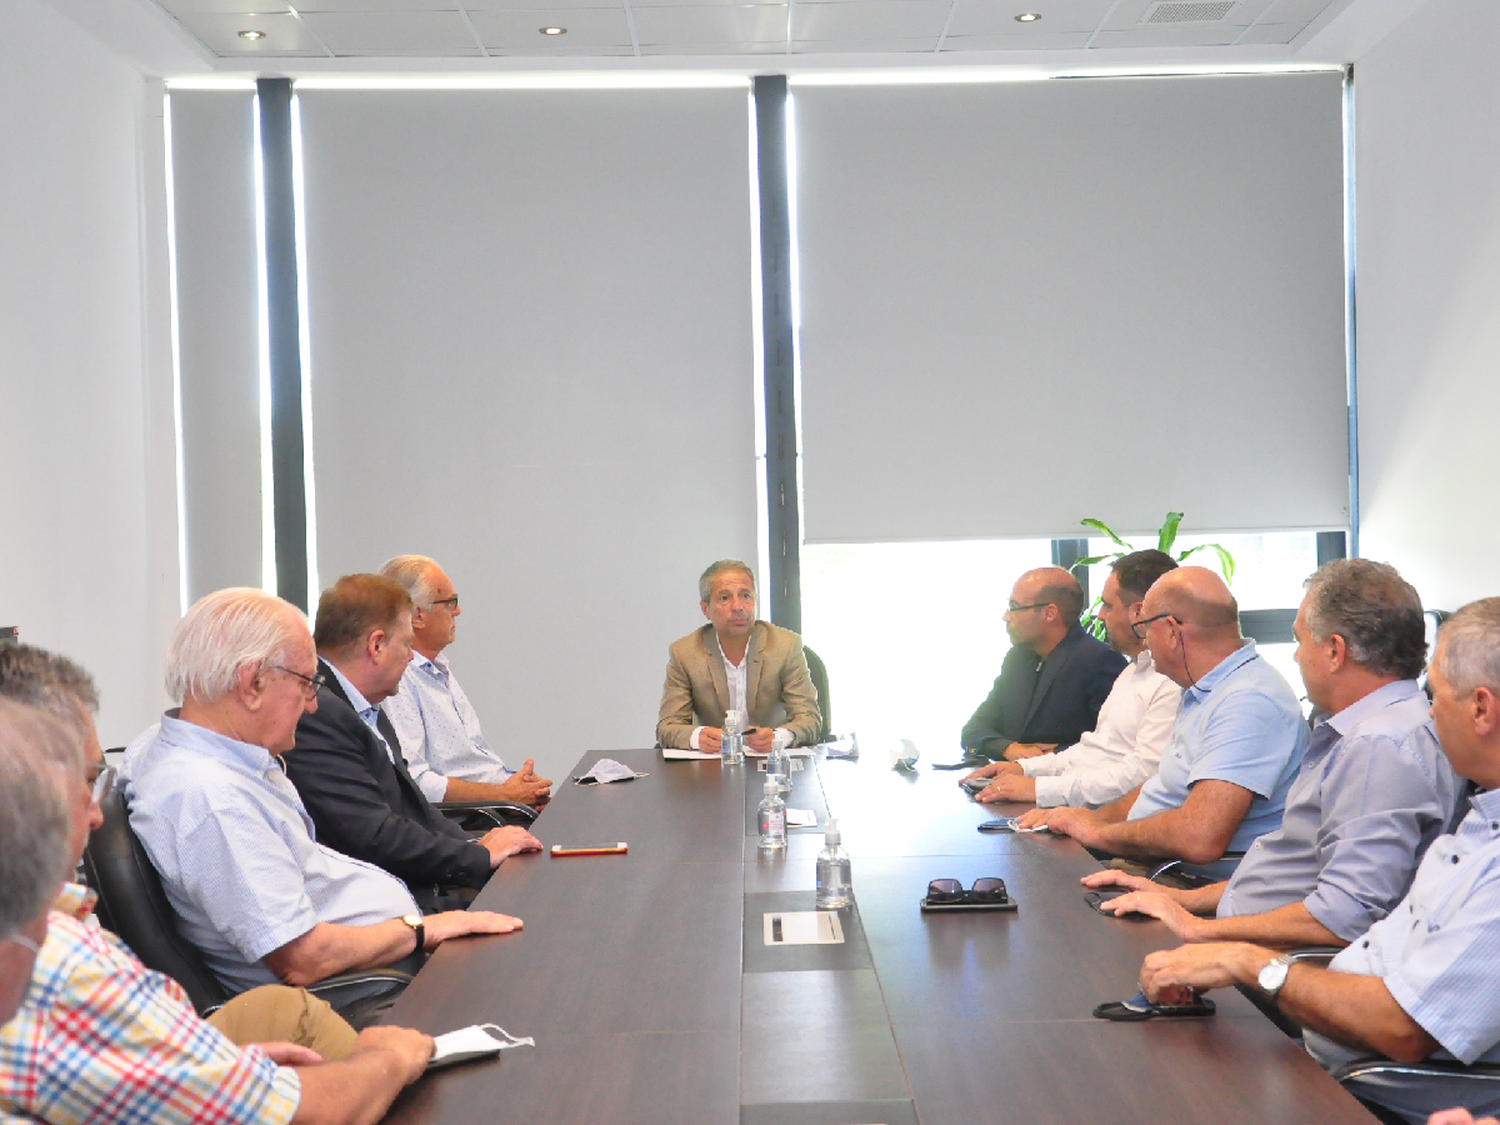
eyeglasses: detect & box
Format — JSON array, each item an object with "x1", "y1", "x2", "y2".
[
  {"x1": 4, "y1": 933, "x2": 40, "y2": 956},
  {"x1": 1006, "y1": 601, "x2": 1052, "y2": 614},
  {"x1": 274, "y1": 665, "x2": 327, "y2": 700},
  {"x1": 86, "y1": 763, "x2": 116, "y2": 805},
  {"x1": 1130, "y1": 612, "x2": 1180, "y2": 641},
  {"x1": 925, "y1": 877, "x2": 1010, "y2": 905},
  {"x1": 429, "y1": 595, "x2": 459, "y2": 611}
]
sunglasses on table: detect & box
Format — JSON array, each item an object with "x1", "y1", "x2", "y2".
[{"x1": 925, "y1": 878, "x2": 1010, "y2": 905}]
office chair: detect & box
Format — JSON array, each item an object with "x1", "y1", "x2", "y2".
[
  {"x1": 83, "y1": 789, "x2": 414, "y2": 1026},
  {"x1": 436, "y1": 798, "x2": 539, "y2": 833},
  {"x1": 803, "y1": 644, "x2": 832, "y2": 743},
  {"x1": 1148, "y1": 852, "x2": 1246, "y2": 888}
]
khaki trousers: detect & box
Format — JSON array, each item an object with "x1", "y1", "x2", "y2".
[{"x1": 206, "y1": 985, "x2": 359, "y2": 1061}]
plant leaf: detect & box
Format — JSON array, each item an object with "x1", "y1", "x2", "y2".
[
  {"x1": 1207, "y1": 543, "x2": 1235, "y2": 584},
  {"x1": 1073, "y1": 553, "x2": 1121, "y2": 568},
  {"x1": 1157, "y1": 511, "x2": 1184, "y2": 553},
  {"x1": 1080, "y1": 518, "x2": 1132, "y2": 550}
]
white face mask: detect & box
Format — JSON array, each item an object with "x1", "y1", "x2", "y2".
[
  {"x1": 574, "y1": 758, "x2": 645, "y2": 785},
  {"x1": 428, "y1": 1023, "x2": 535, "y2": 1070}
]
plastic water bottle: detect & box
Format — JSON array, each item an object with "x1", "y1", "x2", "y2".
[
  {"x1": 815, "y1": 819, "x2": 852, "y2": 908},
  {"x1": 757, "y1": 776, "x2": 787, "y2": 850},
  {"x1": 768, "y1": 729, "x2": 793, "y2": 794},
  {"x1": 722, "y1": 709, "x2": 746, "y2": 765}
]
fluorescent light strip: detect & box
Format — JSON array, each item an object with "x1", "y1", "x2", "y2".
[
  {"x1": 166, "y1": 77, "x2": 259, "y2": 91},
  {"x1": 290, "y1": 94, "x2": 320, "y2": 613},
  {"x1": 292, "y1": 73, "x2": 748, "y2": 91},
  {"x1": 789, "y1": 62, "x2": 1342, "y2": 86},
  {"x1": 747, "y1": 91, "x2": 771, "y2": 596},
  {"x1": 163, "y1": 92, "x2": 190, "y2": 616},
  {"x1": 252, "y1": 95, "x2": 278, "y2": 597},
  {"x1": 785, "y1": 92, "x2": 806, "y2": 550}
]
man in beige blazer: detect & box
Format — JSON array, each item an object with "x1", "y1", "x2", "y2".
[{"x1": 656, "y1": 560, "x2": 822, "y2": 752}]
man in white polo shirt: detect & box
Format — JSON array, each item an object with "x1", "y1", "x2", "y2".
[{"x1": 379, "y1": 555, "x2": 551, "y2": 808}]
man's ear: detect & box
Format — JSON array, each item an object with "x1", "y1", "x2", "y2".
[
  {"x1": 1473, "y1": 686, "x2": 1500, "y2": 738},
  {"x1": 366, "y1": 629, "x2": 387, "y2": 662},
  {"x1": 1325, "y1": 632, "x2": 1349, "y2": 675},
  {"x1": 700, "y1": 601, "x2": 712, "y2": 622},
  {"x1": 237, "y1": 662, "x2": 268, "y2": 712}
]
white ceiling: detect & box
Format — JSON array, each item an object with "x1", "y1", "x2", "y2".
[{"x1": 39, "y1": 0, "x2": 1432, "y2": 71}]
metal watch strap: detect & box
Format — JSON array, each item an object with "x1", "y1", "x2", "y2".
[{"x1": 1259, "y1": 953, "x2": 1294, "y2": 998}]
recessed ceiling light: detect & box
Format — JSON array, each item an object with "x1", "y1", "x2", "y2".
[
  {"x1": 238, "y1": 28, "x2": 267, "y2": 39},
  {"x1": 540, "y1": 26, "x2": 567, "y2": 34},
  {"x1": 1014, "y1": 11, "x2": 1041, "y2": 20}
]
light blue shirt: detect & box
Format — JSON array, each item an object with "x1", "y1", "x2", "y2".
[
  {"x1": 1306, "y1": 788, "x2": 1500, "y2": 1124},
  {"x1": 1218, "y1": 680, "x2": 1460, "y2": 940},
  {"x1": 121, "y1": 713, "x2": 418, "y2": 994},
  {"x1": 383, "y1": 653, "x2": 511, "y2": 803},
  {"x1": 1128, "y1": 640, "x2": 1308, "y2": 856}
]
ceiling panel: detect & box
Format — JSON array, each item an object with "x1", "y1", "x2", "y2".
[
  {"x1": 941, "y1": 29, "x2": 1092, "y2": 46},
  {"x1": 156, "y1": 0, "x2": 292, "y2": 12},
  {"x1": 295, "y1": 0, "x2": 465, "y2": 11},
  {"x1": 1262, "y1": 0, "x2": 1335, "y2": 19},
  {"x1": 468, "y1": 6, "x2": 633, "y2": 47},
  {"x1": 1235, "y1": 20, "x2": 1304, "y2": 41},
  {"x1": 1090, "y1": 23, "x2": 1247, "y2": 45},
  {"x1": 794, "y1": 0, "x2": 951, "y2": 42},
  {"x1": 946, "y1": 0, "x2": 1114, "y2": 37},
  {"x1": 1102, "y1": 0, "x2": 1272, "y2": 29},
  {"x1": 792, "y1": 35, "x2": 940, "y2": 49},
  {"x1": 633, "y1": 4, "x2": 787, "y2": 44},
  {"x1": 639, "y1": 39, "x2": 788, "y2": 51},
  {"x1": 300, "y1": 9, "x2": 480, "y2": 49},
  {"x1": 171, "y1": 9, "x2": 328, "y2": 52}
]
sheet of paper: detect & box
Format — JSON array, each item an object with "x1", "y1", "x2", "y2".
[
  {"x1": 660, "y1": 748, "x2": 721, "y2": 760},
  {"x1": 785, "y1": 808, "x2": 818, "y2": 828},
  {"x1": 745, "y1": 747, "x2": 815, "y2": 759},
  {"x1": 762, "y1": 910, "x2": 845, "y2": 946}
]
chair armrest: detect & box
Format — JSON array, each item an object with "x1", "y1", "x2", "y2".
[
  {"x1": 1286, "y1": 946, "x2": 1341, "y2": 965},
  {"x1": 1333, "y1": 1057, "x2": 1500, "y2": 1085},
  {"x1": 437, "y1": 800, "x2": 538, "y2": 827},
  {"x1": 307, "y1": 967, "x2": 415, "y2": 1027},
  {"x1": 1150, "y1": 852, "x2": 1247, "y2": 885}
]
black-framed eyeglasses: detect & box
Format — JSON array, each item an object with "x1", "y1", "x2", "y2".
[
  {"x1": 274, "y1": 665, "x2": 327, "y2": 700},
  {"x1": 1006, "y1": 601, "x2": 1052, "y2": 614},
  {"x1": 1130, "y1": 612, "x2": 1180, "y2": 641},
  {"x1": 429, "y1": 595, "x2": 459, "y2": 611},
  {"x1": 86, "y1": 763, "x2": 116, "y2": 804},
  {"x1": 926, "y1": 877, "x2": 1010, "y2": 905}
]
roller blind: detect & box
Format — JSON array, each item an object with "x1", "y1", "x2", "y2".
[
  {"x1": 793, "y1": 73, "x2": 1348, "y2": 543},
  {"x1": 296, "y1": 88, "x2": 757, "y2": 777}
]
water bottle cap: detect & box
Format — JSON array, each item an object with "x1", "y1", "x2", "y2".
[
  {"x1": 764, "y1": 776, "x2": 779, "y2": 795},
  {"x1": 824, "y1": 818, "x2": 841, "y2": 845}
]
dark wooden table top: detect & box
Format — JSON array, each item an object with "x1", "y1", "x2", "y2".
[{"x1": 381, "y1": 747, "x2": 1376, "y2": 1125}]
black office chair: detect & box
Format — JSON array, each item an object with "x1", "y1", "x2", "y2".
[
  {"x1": 83, "y1": 789, "x2": 414, "y2": 1026},
  {"x1": 1147, "y1": 852, "x2": 1246, "y2": 888},
  {"x1": 1332, "y1": 1057, "x2": 1500, "y2": 1125},
  {"x1": 803, "y1": 644, "x2": 832, "y2": 743},
  {"x1": 436, "y1": 799, "x2": 539, "y2": 833}
]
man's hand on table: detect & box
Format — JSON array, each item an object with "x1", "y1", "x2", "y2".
[
  {"x1": 496, "y1": 759, "x2": 552, "y2": 807},
  {"x1": 262, "y1": 1042, "x2": 325, "y2": 1066},
  {"x1": 960, "y1": 761, "x2": 1023, "y2": 784},
  {"x1": 1002, "y1": 742, "x2": 1056, "y2": 762},
  {"x1": 699, "y1": 728, "x2": 723, "y2": 754},
  {"x1": 746, "y1": 727, "x2": 775, "y2": 754},
  {"x1": 347, "y1": 1026, "x2": 435, "y2": 1082},
  {"x1": 1033, "y1": 806, "x2": 1108, "y2": 846},
  {"x1": 423, "y1": 910, "x2": 524, "y2": 949},
  {"x1": 480, "y1": 825, "x2": 543, "y2": 867},
  {"x1": 977, "y1": 775, "x2": 1037, "y2": 803},
  {"x1": 1139, "y1": 941, "x2": 1272, "y2": 1005}
]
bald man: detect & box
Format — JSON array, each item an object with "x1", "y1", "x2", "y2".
[
  {"x1": 954, "y1": 567, "x2": 1127, "y2": 766},
  {"x1": 1024, "y1": 567, "x2": 1308, "y2": 876}
]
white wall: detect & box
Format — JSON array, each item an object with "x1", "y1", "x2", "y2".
[
  {"x1": 1356, "y1": 0, "x2": 1500, "y2": 611},
  {"x1": 0, "y1": 0, "x2": 178, "y2": 747}
]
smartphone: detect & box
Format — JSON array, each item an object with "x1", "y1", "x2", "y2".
[
  {"x1": 961, "y1": 777, "x2": 990, "y2": 795},
  {"x1": 550, "y1": 843, "x2": 628, "y2": 856},
  {"x1": 978, "y1": 818, "x2": 1049, "y2": 834}
]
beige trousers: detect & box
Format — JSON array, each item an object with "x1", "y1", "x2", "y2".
[{"x1": 206, "y1": 985, "x2": 359, "y2": 1061}]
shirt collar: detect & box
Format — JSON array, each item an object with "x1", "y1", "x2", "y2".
[
  {"x1": 1133, "y1": 648, "x2": 1154, "y2": 672},
  {"x1": 158, "y1": 711, "x2": 279, "y2": 774},
  {"x1": 327, "y1": 661, "x2": 377, "y2": 716},
  {"x1": 1185, "y1": 639, "x2": 1259, "y2": 698},
  {"x1": 1468, "y1": 787, "x2": 1500, "y2": 822},
  {"x1": 51, "y1": 881, "x2": 96, "y2": 922},
  {"x1": 410, "y1": 651, "x2": 448, "y2": 680},
  {"x1": 1321, "y1": 678, "x2": 1424, "y2": 737}
]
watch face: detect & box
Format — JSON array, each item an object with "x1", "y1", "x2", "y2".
[{"x1": 1259, "y1": 957, "x2": 1290, "y2": 994}]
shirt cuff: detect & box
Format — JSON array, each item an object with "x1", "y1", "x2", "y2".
[
  {"x1": 416, "y1": 770, "x2": 449, "y2": 803},
  {"x1": 1032, "y1": 775, "x2": 1070, "y2": 808},
  {"x1": 1304, "y1": 881, "x2": 1382, "y2": 944},
  {"x1": 690, "y1": 726, "x2": 704, "y2": 751},
  {"x1": 775, "y1": 726, "x2": 794, "y2": 746}
]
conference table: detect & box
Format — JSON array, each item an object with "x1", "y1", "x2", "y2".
[{"x1": 381, "y1": 745, "x2": 1378, "y2": 1125}]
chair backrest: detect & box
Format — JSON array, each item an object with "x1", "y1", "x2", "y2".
[
  {"x1": 803, "y1": 644, "x2": 831, "y2": 742},
  {"x1": 82, "y1": 789, "x2": 230, "y2": 1015}
]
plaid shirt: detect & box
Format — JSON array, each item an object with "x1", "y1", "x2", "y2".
[{"x1": 0, "y1": 884, "x2": 300, "y2": 1125}]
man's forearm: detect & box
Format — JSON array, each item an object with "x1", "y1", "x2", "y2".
[
  {"x1": 1279, "y1": 963, "x2": 1439, "y2": 1063},
  {"x1": 267, "y1": 921, "x2": 417, "y2": 987},
  {"x1": 1184, "y1": 901, "x2": 1344, "y2": 948},
  {"x1": 442, "y1": 776, "x2": 508, "y2": 802},
  {"x1": 292, "y1": 1045, "x2": 418, "y2": 1125}
]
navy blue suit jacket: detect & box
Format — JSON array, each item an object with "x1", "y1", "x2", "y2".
[{"x1": 961, "y1": 625, "x2": 1126, "y2": 757}]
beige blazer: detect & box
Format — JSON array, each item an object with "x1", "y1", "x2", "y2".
[{"x1": 656, "y1": 620, "x2": 822, "y2": 749}]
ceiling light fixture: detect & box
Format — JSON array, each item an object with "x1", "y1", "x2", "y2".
[
  {"x1": 540, "y1": 26, "x2": 567, "y2": 34},
  {"x1": 238, "y1": 28, "x2": 267, "y2": 39},
  {"x1": 1014, "y1": 11, "x2": 1041, "y2": 20}
]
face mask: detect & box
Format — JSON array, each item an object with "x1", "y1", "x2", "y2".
[
  {"x1": 574, "y1": 758, "x2": 646, "y2": 785},
  {"x1": 428, "y1": 1023, "x2": 535, "y2": 1070}
]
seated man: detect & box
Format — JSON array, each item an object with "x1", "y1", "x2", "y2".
[
  {"x1": 125, "y1": 587, "x2": 523, "y2": 995},
  {"x1": 1025, "y1": 567, "x2": 1308, "y2": 873},
  {"x1": 0, "y1": 700, "x2": 72, "y2": 1028},
  {"x1": 0, "y1": 651, "x2": 436, "y2": 1125},
  {"x1": 957, "y1": 567, "x2": 1126, "y2": 766},
  {"x1": 284, "y1": 574, "x2": 541, "y2": 908},
  {"x1": 379, "y1": 554, "x2": 551, "y2": 807},
  {"x1": 1086, "y1": 559, "x2": 1459, "y2": 948},
  {"x1": 1135, "y1": 599, "x2": 1500, "y2": 1125},
  {"x1": 657, "y1": 559, "x2": 821, "y2": 753},
  {"x1": 964, "y1": 550, "x2": 1181, "y2": 807}
]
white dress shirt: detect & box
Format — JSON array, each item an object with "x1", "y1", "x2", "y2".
[
  {"x1": 382, "y1": 652, "x2": 511, "y2": 803},
  {"x1": 689, "y1": 635, "x2": 791, "y2": 751},
  {"x1": 1019, "y1": 649, "x2": 1181, "y2": 808}
]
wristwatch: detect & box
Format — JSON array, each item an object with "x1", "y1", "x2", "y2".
[
  {"x1": 401, "y1": 913, "x2": 426, "y2": 955},
  {"x1": 1257, "y1": 953, "x2": 1294, "y2": 998}
]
